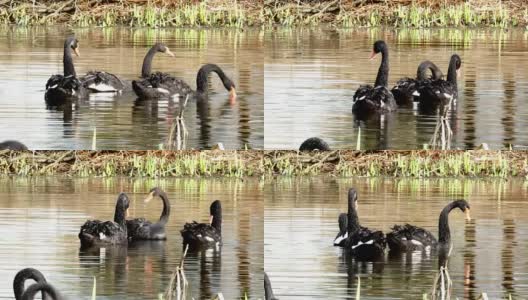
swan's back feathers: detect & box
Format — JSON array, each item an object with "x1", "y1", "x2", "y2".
[
  {"x1": 132, "y1": 72, "x2": 193, "y2": 99},
  {"x1": 415, "y1": 78, "x2": 457, "y2": 113},
  {"x1": 79, "y1": 219, "x2": 127, "y2": 247},
  {"x1": 126, "y1": 218, "x2": 167, "y2": 240},
  {"x1": 81, "y1": 71, "x2": 125, "y2": 92},
  {"x1": 345, "y1": 226, "x2": 386, "y2": 259},
  {"x1": 387, "y1": 223, "x2": 437, "y2": 252},
  {"x1": 181, "y1": 221, "x2": 221, "y2": 247},
  {"x1": 353, "y1": 85, "x2": 397, "y2": 116}
]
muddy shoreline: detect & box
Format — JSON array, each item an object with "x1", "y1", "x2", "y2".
[
  {"x1": 0, "y1": 150, "x2": 526, "y2": 177},
  {"x1": 1, "y1": 0, "x2": 526, "y2": 27}
]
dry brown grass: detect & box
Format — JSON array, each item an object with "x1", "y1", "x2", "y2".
[{"x1": 0, "y1": 150, "x2": 526, "y2": 178}]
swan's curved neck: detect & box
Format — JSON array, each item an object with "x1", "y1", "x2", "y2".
[
  {"x1": 196, "y1": 64, "x2": 231, "y2": 95},
  {"x1": 141, "y1": 47, "x2": 159, "y2": 78},
  {"x1": 211, "y1": 210, "x2": 222, "y2": 233},
  {"x1": 21, "y1": 283, "x2": 59, "y2": 300},
  {"x1": 13, "y1": 269, "x2": 47, "y2": 300},
  {"x1": 157, "y1": 192, "x2": 171, "y2": 226},
  {"x1": 438, "y1": 202, "x2": 458, "y2": 244},
  {"x1": 374, "y1": 48, "x2": 389, "y2": 87},
  {"x1": 416, "y1": 61, "x2": 443, "y2": 81},
  {"x1": 338, "y1": 213, "x2": 348, "y2": 234},
  {"x1": 347, "y1": 200, "x2": 360, "y2": 235},
  {"x1": 63, "y1": 46, "x2": 76, "y2": 77},
  {"x1": 113, "y1": 203, "x2": 127, "y2": 227},
  {"x1": 446, "y1": 58, "x2": 458, "y2": 87}
]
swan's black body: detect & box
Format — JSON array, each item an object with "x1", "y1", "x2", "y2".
[
  {"x1": 81, "y1": 70, "x2": 125, "y2": 93},
  {"x1": 127, "y1": 187, "x2": 170, "y2": 241},
  {"x1": 299, "y1": 137, "x2": 331, "y2": 151},
  {"x1": 391, "y1": 60, "x2": 443, "y2": 107},
  {"x1": 264, "y1": 272, "x2": 278, "y2": 300},
  {"x1": 0, "y1": 140, "x2": 28, "y2": 150},
  {"x1": 387, "y1": 199, "x2": 471, "y2": 254},
  {"x1": 339, "y1": 189, "x2": 386, "y2": 260},
  {"x1": 352, "y1": 40, "x2": 397, "y2": 118},
  {"x1": 45, "y1": 37, "x2": 85, "y2": 105},
  {"x1": 20, "y1": 283, "x2": 62, "y2": 300},
  {"x1": 13, "y1": 268, "x2": 48, "y2": 300},
  {"x1": 414, "y1": 54, "x2": 462, "y2": 114},
  {"x1": 78, "y1": 193, "x2": 130, "y2": 248},
  {"x1": 181, "y1": 200, "x2": 222, "y2": 250}
]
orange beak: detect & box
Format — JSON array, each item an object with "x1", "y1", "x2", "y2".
[
  {"x1": 209, "y1": 215, "x2": 214, "y2": 225},
  {"x1": 165, "y1": 48, "x2": 175, "y2": 57},
  {"x1": 144, "y1": 192, "x2": 154, "y2": 204},
  {"x1": 229, "y1": 87, "x2": 237, "y2": 105},
  {"x1": 369, "y1": 51, "x2": 377, "y2": 60},
  {"x1": 465, "y1": 208, "x2": 471, "y2": 221},
  {"x1": 126, "y1": 208, "x2": 130, "y2": 218},
  {"x1": 73, "y1": 47, "x2": 80, "y2": 57}
]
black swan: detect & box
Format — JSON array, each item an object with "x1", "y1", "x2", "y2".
[
  {"x1": 387, "y1": 199, "x2": 471, "y2": 253},
  {"x1": 78, "y1": 192, "x2": 130, "y2": 248},
  {"x1": 133, "y1": 55, "x2": 237, "y2": 103},
  {"x1": 127, "y1": 187, "x2": 170, "y2": 241},
  {"x1": 20, "y1": 283, "x2": 62, "y2": 300},
  {"x1": 352, "y1": 40, "x2": 397, "y2": 118},
  {"x1": 299, "y1": 137, "x2": 331, "y2": 151},
  {"x1": 391, "y1": 60, "x2": 443, "y2": 107},
  {"x1": 45, "y1": 37, "x2": 84, "y2": 104},
  {"x1": 0, "y1": 140, "x2": 28, "y2": 150},
  {"x1": 264, "y1": 272, "x2": 278, "y2": 300},
  {"x1": 413, "y1": 54, "x2": 462, "y2": 113},
  {"x1": 333, "y1": 212, "x2": 348, "y2": 246},
  {"x1": 181, "y1": 200, "x2": 222, "y2": 249},
  {"x1": 341, "y1": 188, "x2": 386, "y2": 260},
  {"x1": 13, "y1": 268, "x2": 48, "y2": 300}
]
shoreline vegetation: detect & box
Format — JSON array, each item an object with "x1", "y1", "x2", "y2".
[
  {"x1": 0, "y1": 150, "x2": 526, "y2": 178},
  {"x1": 1, "y1": 0, "x2": 527, "y2": 28}
]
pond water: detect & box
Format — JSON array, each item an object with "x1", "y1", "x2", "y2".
[
  {"x1": 0, "y1": 27, "x2": 263, "y2": 150},
  {"x1": 265, "y1": 28, "x2": 528, "y2": 150},
  {"x1": 265, "y1": 177, "x2": 528, "y2": 299},
  {"x1": 0, "y1": 177, "x2": 263, "y2": 299}
]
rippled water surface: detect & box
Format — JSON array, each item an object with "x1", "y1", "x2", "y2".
[
  {"x1": 0, "y1": 177, "x2": 263, "y2": 299},
  {"x1": 265, "y1": 177, "x2": 528, "y2": 299},
  {"x1": 0, "y1": 27, "x2": 263, "y2": 150},
  {"x1": 265, "y1": 28, "x2": 528, "y2": 150}
]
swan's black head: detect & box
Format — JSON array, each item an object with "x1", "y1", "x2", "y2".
[
  {"x1": 144, "y1": 187, "x2": 165, "y2": 203},
  {"x1": 154, "y1": 43, "x2": 175, "y2": 57},
  {"x1": 370, "y1": 40, "x2": 387, "y2": 59},
  {"x1": 452, "y1": 199, "x2": 471, "y2": 220},
  {"x1": 65, "y1": 36, "x2": 80, "y2": 57},
  {"x1": 210, "y1": 200, "x2": 222, "y2": 216},
  {"x1": 451, "y1": 54, "x2": 462, "y2": 70}
]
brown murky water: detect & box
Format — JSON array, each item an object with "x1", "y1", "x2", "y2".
[
  {"x1": 0, "y1": 177, "x2": 263, "y2": 299},
  {"x1": 265, "y1": 28, "x2": 528, "y2": 150},
  {"x1": 0, "y1": 27, "x2": 263, "y2": 150},
  {"x1": 265, "y1": 177, "x2": 528, "y2": 299}
]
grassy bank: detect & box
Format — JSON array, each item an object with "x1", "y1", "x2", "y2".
[
  {"x1": 0, "y1": 150, "x2": 526, "y2": 178},
  {"x1": 265, "y1": 0, "x2": 528, "y2": 27},
  {"x1": 0, "y1": 0, "x2": 261, "y2": 27}
]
